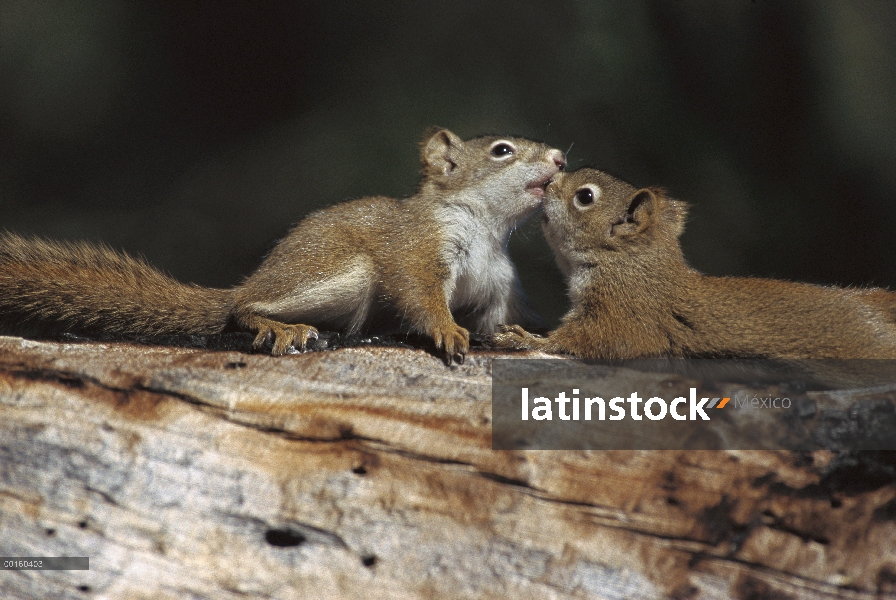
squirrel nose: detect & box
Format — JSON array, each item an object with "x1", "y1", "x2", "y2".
[{"x1": 548, "y1": 149, "x2": 566, "y2": 171}]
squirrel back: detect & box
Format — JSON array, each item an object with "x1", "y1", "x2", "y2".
[
  {"x1": 0, "y1": 233, "x2": 231, "y2": 339},
  {"x1": 494, "y1": 168, "x2": 896, "y2": 359}
]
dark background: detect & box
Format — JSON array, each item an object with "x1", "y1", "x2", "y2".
[{"x1": 2, "y1": 1, "x2": 895, "y2": 327}]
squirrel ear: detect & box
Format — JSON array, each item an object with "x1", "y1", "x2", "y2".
[
  {"x1": 611, "y1": 188, "x2": 688, "y2": 239},
  {"x1": 664, "y1": 198, "x2": 689, "y2": 238},
  {"x1": 611, "y1": 188, "x2": 657, "y2": 238},
  {"x1": 421, "y1": 128, "x2": 464, "y2": 175}
]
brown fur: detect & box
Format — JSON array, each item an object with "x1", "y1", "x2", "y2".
[
  {"x1": 0, "y1": 234, "x2": 231, "y2": 338},
  {"x1": 0, "y1": 129, "x2": 564, "y2": 360},
  {"x1": 493, "y1": 168, "x2": 896, "y2": 359}
]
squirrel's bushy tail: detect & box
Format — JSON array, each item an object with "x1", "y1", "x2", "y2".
[{"x1": 0, "y1": 233, "x2": 233, "y2": 339}]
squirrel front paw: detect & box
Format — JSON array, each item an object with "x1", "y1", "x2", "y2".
[
  {"x1": 253, "y1": 322, "x2": 319, "y2": 356},
  {"x1": 431, "y1": 323, "x2": 470, "y2": 365},
  {"x1": 491, "y1": 324, "x2": 543, "y2": 350}
]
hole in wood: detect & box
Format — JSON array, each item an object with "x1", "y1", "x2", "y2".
[
  {"x1": 361, "y1": 555, "x2": 377, "y2": 568},
  {"x1": 265, "y1": 528, "x2": 306, "y2": 548}
]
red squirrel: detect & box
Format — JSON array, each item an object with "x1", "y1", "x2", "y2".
[
  {"x1": 493, "y1": 168, "x2": 896, "y2": 359},
  {"x1": 0, "y1": 129, "x2": 565, "y2": 363}
]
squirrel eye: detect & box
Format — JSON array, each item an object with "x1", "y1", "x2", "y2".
[
  {"x1": 490, "y1": 143, "x2": 515, "y2": 157},
  {"x1": 574, "y1": 188, "x2": 594, "y2": 206}
]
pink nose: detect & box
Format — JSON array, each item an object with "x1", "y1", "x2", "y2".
[{"x1": 548, "y1": 149, "x2": 566, "y2": 171}]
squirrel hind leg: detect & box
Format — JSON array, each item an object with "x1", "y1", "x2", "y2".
[
  {"x1": 274, "y1": 259, "x2": 375, "y2": 332},
  {"x1": 233, "y1": 258, "x2": 377, "y2": 352}
]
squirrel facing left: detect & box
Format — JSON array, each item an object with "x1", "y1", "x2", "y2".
[
  {"x1": 0, "y1": 128, "x2": 566, "y2": 362},
  {"x1": 492, "y1": 167, "x2": 896, "y2": 359}
]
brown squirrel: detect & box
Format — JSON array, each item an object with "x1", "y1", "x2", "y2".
[
  {"x1": 492, "y1": 168, "x2": 896, "y2": 359},
  {"x1": 0, "y1": 129, "x2": 565, "y2": 362}
]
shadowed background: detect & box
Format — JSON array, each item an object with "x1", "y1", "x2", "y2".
[{"x1": 2, "y1": 1, "x2": 894, "y2": 327}]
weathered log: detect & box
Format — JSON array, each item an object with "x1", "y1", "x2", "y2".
[{"x1": 1, "y1": 336, "x2": 895, "y2": 599}]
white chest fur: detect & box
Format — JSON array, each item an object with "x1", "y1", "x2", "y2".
[{"x1": 435, "y1": 205, "x2": 517, "y2": 329}]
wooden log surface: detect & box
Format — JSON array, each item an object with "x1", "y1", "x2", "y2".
[{"x1": 1, "y1": 335, "x2": 895, "y2": 599}]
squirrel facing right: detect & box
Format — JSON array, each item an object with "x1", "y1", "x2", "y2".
[
  {"x1": 493, "y1": 168, "x2": 896, "y2": 359},
  {"x1": 0, "y1": 129, "x2": 565, "y2": 362}
]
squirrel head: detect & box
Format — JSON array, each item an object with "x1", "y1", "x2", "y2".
[
  {"x1": 418, "y1": 128, "x2": 566, "y2": 232},
  {"x1": 541, "y1": 168, "x2": 688, "y2": 274}
]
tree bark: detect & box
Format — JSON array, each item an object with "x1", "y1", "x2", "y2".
[{"x1": 1, "y1": 336, "x2": 894, "y2": 599}]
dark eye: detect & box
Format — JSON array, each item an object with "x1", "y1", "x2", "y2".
[
  {"x1": 575, "y1": 188, "x2": 594, "y2": 206},
  {"x1": 490, "y1": 143, "x2": 514, "y2": 157}
]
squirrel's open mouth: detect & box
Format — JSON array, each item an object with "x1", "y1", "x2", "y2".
[{"x1": 527, "y1": 176, "x2": 554, "y2": 197}]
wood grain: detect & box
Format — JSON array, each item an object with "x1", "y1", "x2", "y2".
[{"x1": 1, "y1": 336, "x2": 894, "y2": 599}]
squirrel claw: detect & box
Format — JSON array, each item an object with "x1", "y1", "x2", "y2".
[
  {"x1": 497, "y1": 324, "x2": 529, "y2": 336},
  {"x1": 432, "y1": 323, "x2": 470, "y2": 366},
  {"x1": 492, "y1": 324, "x2": 537, "y2": 350},
  {"x1": 252, "y1": 330, "x2": 273, "y2": 350},
  {"x1": 252, "y1": 321, "x2": 319, "y2": 356}
]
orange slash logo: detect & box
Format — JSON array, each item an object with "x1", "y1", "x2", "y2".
[{"x1": 707, "y1": 397, "x2": 729, "y2": 409}]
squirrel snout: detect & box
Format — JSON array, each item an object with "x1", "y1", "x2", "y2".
[{"x1": 548, "y1": 149, "x2": 567, "y2": 171}]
